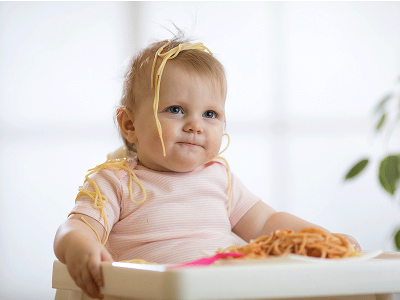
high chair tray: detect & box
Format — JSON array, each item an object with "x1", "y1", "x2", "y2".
[{"x1": 52, "y1": 251, "x2": 400, "y2": 300}]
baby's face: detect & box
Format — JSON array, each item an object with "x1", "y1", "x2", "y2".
[{"x1": 132, "y1": 62, "x2": 225, "y2": 172}]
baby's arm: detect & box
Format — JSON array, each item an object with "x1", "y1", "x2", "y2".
[
  {"x1": 233, "y1": 200, "x2": 360, "y2": 249},
  {"x1": 54, "y1": 214, "x2": 113, "y2": 300}
]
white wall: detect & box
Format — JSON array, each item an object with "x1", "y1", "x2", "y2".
[{"x1": 1, "y1": 2, "x2": 399, "y2": 299}]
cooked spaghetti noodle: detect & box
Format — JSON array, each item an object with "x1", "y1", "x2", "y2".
[
  {"x1": 150, "y1": 40, "x2": 212, "y2": 157},
  {"x1": 215, "y1": 133, "x2": 232, "y2": 216},
  {"x1": 121, "y1": 259, "x2": 156, "y2": 264},
  {"x1": 219, "y1": 228, "x2": 360, "y2": 259},
  {"x1": 75, "y1": 158, "x2": 146, "y2": 245}
]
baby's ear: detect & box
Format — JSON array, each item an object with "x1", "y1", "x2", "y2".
[{"x1": 116, "y1": 107, "x2": 137, "y2": 143}]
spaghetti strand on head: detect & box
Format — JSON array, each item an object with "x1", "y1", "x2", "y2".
[{"x1": 150, "y1": 41, "x2": 213, "y2": 157}]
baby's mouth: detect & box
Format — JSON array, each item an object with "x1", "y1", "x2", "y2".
[{"x1": 177, "y1": 142, "x2": 203, "y2": 148}]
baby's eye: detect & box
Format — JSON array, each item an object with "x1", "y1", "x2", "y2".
[
  {"x1": 203, "y1": 110, "x2": 218, "y2": 119},
  {"x1": 166, "y1": 106, "x2": 183, "y2": 114}
]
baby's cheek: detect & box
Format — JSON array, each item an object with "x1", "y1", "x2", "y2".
[{"x1": 210, "y1": 145, "x2": 221, "y2": 159}]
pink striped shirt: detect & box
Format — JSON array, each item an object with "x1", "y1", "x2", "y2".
[{"x1": 71, "y1": 157, "x2": 260, "y2": 264}]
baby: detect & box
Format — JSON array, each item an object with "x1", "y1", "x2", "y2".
[{"x1": 54, "y1": 35, "x2": 360, "y2": 299}]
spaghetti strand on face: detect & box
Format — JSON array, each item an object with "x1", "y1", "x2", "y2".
[
  {"x1": 218, "y1": 228, "x2": 360, "y2": 259},
  {"x1": 150, "y1": 41, "x2": 212, "y2": 157}
]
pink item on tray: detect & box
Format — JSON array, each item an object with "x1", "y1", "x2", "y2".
[{"x1": 169, "y1": 252, "x2": 244, "y2": 268}]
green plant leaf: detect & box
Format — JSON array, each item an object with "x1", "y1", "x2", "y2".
[
  {"x1": 374, "y1": 93, "x2": 392, "y2": 113},
  {"x1": 394, "y1": 228, "x2": 400, "y2": 251},
  {"x1": 375, "y1": 113, "x2": 386, "y2": 132},
  {"x1": 345, "y1": 159, "x2": 369, "y2": 180},
  {"x1": 378, "y1": 155, "x2": 400, "y2": 195}
]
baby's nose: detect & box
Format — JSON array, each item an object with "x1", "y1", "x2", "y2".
[{"x1": 183, "y1": 117, "x2": 203, "y2": 133}]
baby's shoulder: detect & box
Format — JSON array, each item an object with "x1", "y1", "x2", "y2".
[
  {"x1": 113, "y1": 157, "x2": 138, "y2": 180},
  {"x1": 203, "y1": 157, "x2": 230, "y2": 174},
  {"x1": 89, "y1": 157, "x2": 138, "y2": 182}
]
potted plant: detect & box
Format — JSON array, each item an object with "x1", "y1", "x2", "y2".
[{"x1": 344, "y1": 77, "x2": 400, "y2": 250}]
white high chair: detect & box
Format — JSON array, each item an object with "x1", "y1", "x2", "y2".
[
  {"x1": 53, "y1": 147, "x2": 400, "y2": 300},
  {"x1": 53, "y1": 252, "x2": 400, "y2": 300}
]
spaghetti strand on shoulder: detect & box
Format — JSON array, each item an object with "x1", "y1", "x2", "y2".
[{"x1": 219, "y1": 228, "x2": 360, "y2": 259}]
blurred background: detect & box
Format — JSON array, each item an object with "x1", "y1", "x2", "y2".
[{"x1": 1, "y1": 1, "x2": 400, "y2": 299}]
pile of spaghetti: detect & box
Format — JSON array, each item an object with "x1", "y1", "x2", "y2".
[{"x1": 219, "y1": 228, "x2": 360, "y2": 259}]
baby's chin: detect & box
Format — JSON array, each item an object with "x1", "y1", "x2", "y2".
[
  {"x1": 158, "y1": 158, "x2": 214, "y2": 173},
  {"x1": 138, "y1": 151, "x2": 217, "y2": 173},
  {"x1": 160, "y1": 163, "x2": 204, "y2": 173}
]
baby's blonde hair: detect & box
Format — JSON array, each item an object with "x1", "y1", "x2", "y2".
[{"x1": 118, "y1": 33, "x2": 227, "y2": 155}]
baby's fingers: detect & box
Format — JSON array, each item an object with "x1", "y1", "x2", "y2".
[
  {"x1": 80, "y1": 267, "x2": 103, "y2": 299},
  {"x1": 68, "y1": 263, "x2": 102, "y2": 300},
  {"x1": 338, "y1": 233, "x2": 362, "y2": 251},
  {"x1": 88, "y1": 254, "x2": 104, "y2": 289},
  {"x1": 101, "y1": 247, "x2": 114, "y2": 263}
]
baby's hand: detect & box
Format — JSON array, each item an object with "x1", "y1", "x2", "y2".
[
  {"x1": 64, "y1": 236, "x2": 113, "y2": 299},
  {"x1": 337, "y1": 233, "x2": 362, "y2": 252}
]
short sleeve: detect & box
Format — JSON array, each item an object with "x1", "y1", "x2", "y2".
[
  {"x1": 228, "y1": 172, "x2": 261, "y2": 228},
  {"x1": 70, "y1": 168, "x2": 122, "y2": 230}
]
